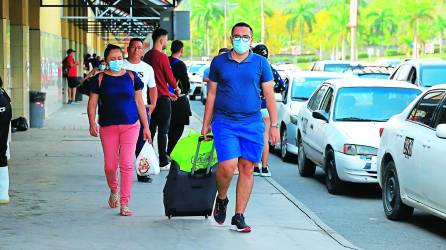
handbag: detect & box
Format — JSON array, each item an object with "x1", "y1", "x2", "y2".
[{"x1": 135, "y1": 141, "x2": 160, "y2": 176}]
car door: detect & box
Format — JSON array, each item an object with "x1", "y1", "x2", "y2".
[
  {"x1": 301, "y1": 85, "x2": 329, "y2": 162},
  {"x1": 310, "y1": 87, "x2": 334, "y2": 164},
  {"x1": 402, "y1": 90, "x2": 446, "y2": 201},
  {"x1": 421, "y1": 97, "x2": 446, "y2": 213}
]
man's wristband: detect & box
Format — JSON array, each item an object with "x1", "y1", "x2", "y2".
[{"x1": 270, "y1": 123, "x2": 279, "y2": 128}]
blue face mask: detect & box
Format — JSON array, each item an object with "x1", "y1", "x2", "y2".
[
  {"x1": 98, "y1": 64, "x2": 106, "y2": 71},
  {"x1": 233, "y1": 39, "x2": 251, "y2": 55},
  {"x1": 108, "y1": 59, "x2": 123, "y2": 72}
]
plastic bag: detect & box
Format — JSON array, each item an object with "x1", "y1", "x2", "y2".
[
  {"x1": 135, "y1": 142, "x2": 160, "y2": 176},
  {"x1": 170, "y1": 130, "x2": 217, "y2": 173}
]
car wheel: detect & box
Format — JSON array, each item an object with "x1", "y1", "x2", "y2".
[
  {"x1": 325, "y1": 149, "x2": 344, "y2": 194},
  {"x1": 297, "y1": 137, "x2": 316, "y2": 177},
  {"x1": 280, "y1": 128, "x2": 292, "y2": 162},
  {"x1": 382, "y1": 161, "x2": 414, "y2": 220}
]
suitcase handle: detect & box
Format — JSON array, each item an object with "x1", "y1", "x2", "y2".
[
  {"x1": 191, "y1": 135, "x2": 215, "y2": 177},
  {"x1": 198, "y1": 135, "x2": 214, "y2": 142}
]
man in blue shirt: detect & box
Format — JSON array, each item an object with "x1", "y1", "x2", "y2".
[{"x1": 201, "y1": 22, "x2": 279, "y2": 233}]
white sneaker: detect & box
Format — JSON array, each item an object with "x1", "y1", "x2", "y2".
[
  {"x1": 260, "y1": 166, "x2": 272, "y2": 177},
  {"x1": 0, "y1": 166, "x2": 10, "y2": 204}
]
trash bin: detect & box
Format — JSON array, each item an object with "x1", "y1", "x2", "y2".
[
  {"x1": 29, "y1": 91, "x2": 46, "y2": 128},
  {"x1": 75, "y1": 77, "x2": 83, "y2": 102}
]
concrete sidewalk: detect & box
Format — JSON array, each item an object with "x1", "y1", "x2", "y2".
[{"x1": 0, "y1": 102, "x2": 357, "y2": 250}]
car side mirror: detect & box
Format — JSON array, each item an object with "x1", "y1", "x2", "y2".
[
  {"x1": 312, "y1": 110, "x2": 329, "y2": 123},
  {"x1": 275, "y1": 93, "x2": 283, "y2": 102},
  {"x1": 436, "y1": 124, "x2": 446, "y2": 139}
]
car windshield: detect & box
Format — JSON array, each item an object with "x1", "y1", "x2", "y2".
[
  {"x1": 189, "y1": 64, "x2": 205, "y2": 74},
  {"x1": 420, "y1": 65, "x2": 446, "y2": 87},
  {"x1": 291, "y1": 77, "x2": 335, "y2": 100},
  {"x1": 324, "y1": 64, "x2": 351, "y2": 72},
  {"x1": 358, "y1": 73, "x2": 390, "y2": 79},
  {"x1": 334, "y1": 87, "x2": 421, "y2": 122}
]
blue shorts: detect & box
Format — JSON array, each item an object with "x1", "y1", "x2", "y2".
[{"x1": 211, "y1": 120, "x2": 265, "y2": 163}]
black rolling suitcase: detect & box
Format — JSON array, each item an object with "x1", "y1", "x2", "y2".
[{"x1": 163, "y1": 136, "x2": 218, "y2": 219}]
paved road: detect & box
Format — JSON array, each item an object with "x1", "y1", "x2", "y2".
[{"x1": 190, "y1": 100, "x2": 446, "y2": 250}]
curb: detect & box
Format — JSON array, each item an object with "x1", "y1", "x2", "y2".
[
  {"x1": 265, "y1": 177, "x2": 359, "y2": 250},
  {"x1": 190, "y1": 111, "x2": 358, "y2": 249}
]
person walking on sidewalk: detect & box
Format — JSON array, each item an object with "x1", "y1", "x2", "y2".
[
  {"x1": 143, "y1": 28, "x2": 180, "y2": 170},
  {"x1": 85, "y1": 60, "x2": 106, "y2": 79},
  {"x1": 202, "y1": 48, "x2": 230, "y2": 105},
  {"x1": 167, "y1": 40, "x2": 191, "y2": 156},
  {"x1": 124, "y1": 38, "x2": 158, "y2": 183},
  {"x1": 87, "y1": 44, "x2": 150, "y2": 216},
  {"x1": 201, "y1": 22, "x2": 280, "y2": 232},
  {"x1": 0, "y1": 77, "x2": 12, "y2": 204},
  {"x1": 64, "y1": 48, "x2": 80, "y2": 104},
  {"x1": 252, "y1": 43, "x2": 287, "y2": 177}
]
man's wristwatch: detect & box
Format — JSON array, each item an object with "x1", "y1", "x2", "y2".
[{"x1": 270, "y1": 123, "x2": 279, "y2": 128}]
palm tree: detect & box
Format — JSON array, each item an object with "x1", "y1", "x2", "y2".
[
  {"x1": 192, "y1": 0, "x2": 224, "y2": 56},
  {"x1": 403, "y1": 0, "x2": 434, "y2": 58},
  {"x1": 328, "y1": 1, "x2": 350, "y2": 60},
  {"x1": 435, "y1": 15, "x2": 446, "y2": 55},
  {"x1": 367, "y1": 8, "x2": 397, "y2": 47},
  {"x1": 284, "y1": 0, "x2": 316, "y2": 54}
]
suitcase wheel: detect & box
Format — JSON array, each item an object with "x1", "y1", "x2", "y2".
[
  {"x1": 205, "y1": 215, "x2": 208, "y2": 219},
  {"x1": 168, "y1": 215, "x2": 172, "y2": 220}
]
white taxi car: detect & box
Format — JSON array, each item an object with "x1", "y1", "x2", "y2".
[
  {"x1": 276, "y1": 71, "x2": 348, "y2": 161},
  {"x1": 296, "y1": 79, "x2": 421, "y2": 194},
  {"x1": 377, "y1": 85, "x2": 446, "y2": 221},
  {"x1": 188, "y1": 62, "x2": 209, "y2": 100}
]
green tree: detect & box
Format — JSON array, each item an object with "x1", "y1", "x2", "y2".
[
  {"x1": 367, "y1": 8, "x2": 397, "y2": 46},
  {"x1": 327, "y1": 0, "x2": 350, "y2": 60},
  {"x1": 434, "y1": 14, "x2": 446, "y2": 54},
  {"x1": 403, "y1": 0, "x2": 434, "y2": 58},
  {"x1": 284, "y1": 0, "x2": 316, "y2": 53},
  {"x1": 192, "y1": 0, "x2": 224, "y2": 56}
]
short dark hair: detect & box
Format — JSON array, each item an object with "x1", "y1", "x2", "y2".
[
  {"x1": 170, "y1": 40, "x2": 183, "y2": 54},
  {"x1": 129, "y1": 38, "x2": 144, "y2": 47},
  {"x1": 152, "y1": 28, "x2": 168, "y2": 43},
  {"x1": 104, "y1": 44, "x2": 123, "y2": 60},
  {"x1": 231, "y1": 22, "x2": 253, "y2": 36},
  {"x1": 0, "y1": 77, "x2": 3, "y2": 88},
  {"x1": 218, "y1": 48, "x2": 231, "y2": 54}
]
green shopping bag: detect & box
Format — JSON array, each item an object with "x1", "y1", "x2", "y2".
[{"x1": 171, "y1": 130, "x2": 218, "y2": 173}]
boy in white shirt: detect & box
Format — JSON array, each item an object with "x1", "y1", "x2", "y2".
[{"x1": 124, "y1": 38, "x2": 158, "y2": 182}]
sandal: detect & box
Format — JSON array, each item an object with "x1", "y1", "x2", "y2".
[
  {"x1": 120, "y1": 205, "x2": 133, "y2": 216},
  {"x1": 108, "y1": 192, "x2": 119, "y2": 208}
]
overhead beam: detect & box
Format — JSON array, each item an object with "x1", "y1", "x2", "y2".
[
  {"x1": 98, "y1": 0, "x2": 122, "y2": 17},
  {"x1": 62, "y1": 16, "x2": 160, "y2": 20},
  {"x1": 40, "y1": 0, "x2": 171, "y2": 8}
]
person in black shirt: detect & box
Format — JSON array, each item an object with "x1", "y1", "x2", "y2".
[
  {"x1": 0, "y1": 77, "x2": 12, "y2": 204},
  {"x1": 167, "y1": 40, "x2": 191, "y2": 155}
]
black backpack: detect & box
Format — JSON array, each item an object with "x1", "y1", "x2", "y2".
[
  {"x1": 11, "y1": 117, "x2": 28, "y2": 131},
  {"x1": 62, "y1": 57, "x2": 69, "y2": 78}
]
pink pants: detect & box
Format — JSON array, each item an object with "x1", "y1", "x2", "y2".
[{"x1": 99, "y1": 122, "x2": 140, "y2": 206}]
